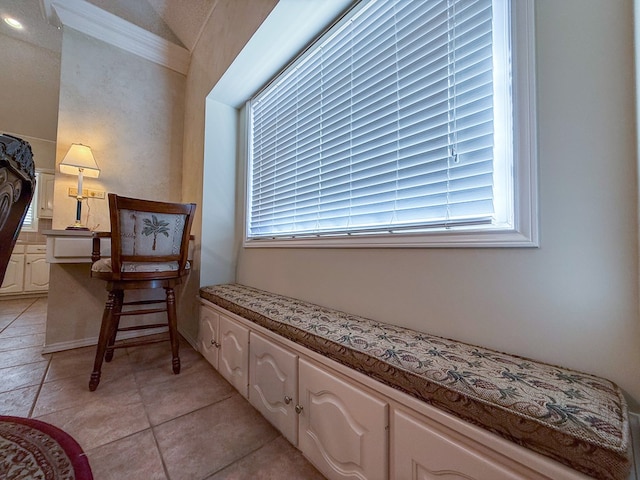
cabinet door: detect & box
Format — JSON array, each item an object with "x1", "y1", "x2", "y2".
[
  {"x1": 218, "y1": 314, "x2": 249, "y2": 398},
  {"x1": 0, "y1": 254, "x2": 25, "y2": 294},
  {"x1": 199, "y1": 305, "x2": 220, "y2": 369},
  {"x1": 37, "y1": 172, "x2": 55, "y2": 219},
  {"x1": 391, "y1": 408, "x2": 527, "y2": 480},
  {"x1": 24, "y1": 254, "x2": 49, "y2": 291},
  {"x1": 249, "y1": 332, "x2": 298, "y2": 445},
  {"x1": 298, "y1": 358, "x2": 388, "y2": 480}
]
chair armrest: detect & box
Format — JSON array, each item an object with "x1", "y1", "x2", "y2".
[{"x1": 92, "y1": 231, "x2": 112, "y2": 263}]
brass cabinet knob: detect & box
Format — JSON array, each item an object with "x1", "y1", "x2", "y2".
[
  {"x1": 284, "y1": 396, "x2": 292, "y2": 405},
  {"x1": 295, "y1": 404, "x2": 303, "y2": 414}
]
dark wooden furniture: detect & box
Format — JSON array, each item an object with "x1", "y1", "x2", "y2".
[
  {"x1": 89, "y1": 194, "x2": 196, "y2": 391},
  {"x1": 0, "y1": 134, "x2": 35, "y2": 284}
]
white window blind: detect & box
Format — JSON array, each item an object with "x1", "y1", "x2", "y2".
[
  {"x1": 248, "y1": 0, "x2": 511, "y2": 240},
  {"x1": 23, "y1": 201, "x2": 34, "y2": 228}
]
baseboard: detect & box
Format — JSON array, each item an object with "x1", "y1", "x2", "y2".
[
  {"x1": 41, "y1": 326, "x2": 169, "y2": 354},
  {"x1": 177, "y1": 326, "x2": 198, "y2": 351}
]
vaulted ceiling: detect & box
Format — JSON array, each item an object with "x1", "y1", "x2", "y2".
[{"x1": 0, "y1": 0, "x2": 218, "y2": 54}]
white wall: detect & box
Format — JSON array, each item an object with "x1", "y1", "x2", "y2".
[
  {"x1": 0, "y1": 33, "x2": 60, "y2": 169},
  {"x1": 226, "y1": 0, "x2": 640, "y2": 410}
]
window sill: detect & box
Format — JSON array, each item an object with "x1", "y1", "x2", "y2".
[{"x1": 244, "y1": 227, "x2": 539, "y2": 249}]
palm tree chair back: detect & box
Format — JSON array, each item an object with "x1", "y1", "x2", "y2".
[{"x1": 89, "y1": 193, "x2": 196, "y2": 391}]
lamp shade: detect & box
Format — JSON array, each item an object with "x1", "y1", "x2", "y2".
[{"x1": 59, "y1": 144, "x2": 100, "y2": 178}]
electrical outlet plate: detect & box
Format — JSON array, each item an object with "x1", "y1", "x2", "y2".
[{"x1": 68, "y1": 187, "x2": 105, "y2": 199}]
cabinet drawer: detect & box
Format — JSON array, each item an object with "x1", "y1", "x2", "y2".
[{"x1": 26, "y1": 244, "x2": 47, "y2": 254}]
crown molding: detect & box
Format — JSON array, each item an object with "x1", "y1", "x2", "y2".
[{"x1": 41, "y1": 0, "x2": 190, "y2": 75}]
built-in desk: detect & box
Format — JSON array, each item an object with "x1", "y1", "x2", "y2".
[
  {"x1": 44, "y1": 229, "x2": 111, "y2": 263},
  {"x1": 42, "y1": 230, "x2": 196, "y2": 354}
]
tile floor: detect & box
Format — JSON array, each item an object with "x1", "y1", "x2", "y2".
[{"x1": 0, "y1": 296, "x2": 326, "y2": 480}]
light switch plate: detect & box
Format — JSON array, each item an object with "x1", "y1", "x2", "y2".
[{"x1": 68, "y1": 187, "x2": 105, "y2": 199}]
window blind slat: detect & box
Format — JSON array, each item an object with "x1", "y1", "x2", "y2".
[{"x1": 249, "y1": 0, "x2": 503, "y2": 239}]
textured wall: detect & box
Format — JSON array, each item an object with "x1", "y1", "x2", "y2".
[
  {"x1": 53, "y1": 28, "x2": 185, "y2": 231},
  {"x1": 180, "y1": 0, "x2": 278, "y2": 345},
  {"x1": 0, "y1": 33, "x2": 60, "y2": 169}
]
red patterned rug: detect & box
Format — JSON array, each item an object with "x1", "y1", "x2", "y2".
[{"x1": 0, "y1": 415, "x2": 93, "y2": 480}]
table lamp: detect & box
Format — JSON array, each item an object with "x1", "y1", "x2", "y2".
[{"x1": 59, "y1": 143, "x2": 100, "y2": 230}]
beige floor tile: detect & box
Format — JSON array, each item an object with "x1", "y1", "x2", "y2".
[
  {"x1": 0, "y1": 385, "x2": 39, "y2": 417},
  {"x1": 0, "y1": 333, "x2": 45, "y2": 352},
  {"x1": 35, "y1": 389, "x2": 150, "y2": 451},
  {"x1": 0, "y1": 323, "x2": 46, "y2": 338},
  {"x1": 0, "y1": 298, "x2": 36, "y2": 316},
  {"x1": 154, "y1": 394, "x2": 279, "y2": 480},
  {"x1": 206, "y1": 436, "x2": 326, "y2": 480},
  {"x1": 126, "y1": 337, "x2": 201, "y2": 373},
  {"x1": 0, "y1": 345, "x2": 50, "y2": 368},
  {"x1": 0, "y1": 317, "x2": 13, "y2": 330},
  {"x1": 33, "y1": 369, "x2": 137, "y2": 417},
  {"x1": 138, "y1": 360, "x2": 235, "y2": 426},
  {"x1": 44, "y1": 345, "x2": 133, "y2": 383},
  {"x1": 0, "y1": 360, "x2": 48, "y2": 393},
  {"x1": 86, "y1": 429, "x2": 168, "y2": 480},
  {"x1": 11, "y1": 313, "x2": 47, "y2": 325}
]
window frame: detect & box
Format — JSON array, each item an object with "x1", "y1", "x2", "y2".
[{"x1": 242, "y1": 0, "x2": 537, "y2": 248}]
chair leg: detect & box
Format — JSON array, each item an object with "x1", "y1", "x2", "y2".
[
  {"x1": 166, "y1": 287, "x2": 180, "y2": 374},
  {"x1": 105, "y1": 290, "x2": 123, "y2": 362},
  {"x1": 90, "y1": 290, "x2": 118, "y2": 391}
]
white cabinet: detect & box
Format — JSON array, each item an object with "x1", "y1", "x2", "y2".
[
  {"x1": 199, "y1": 306, "x2": 389, "y2": 480},
  {"x1": 249, "y1": 332, "x2": 298, "y2": 445},
  {"x1": 218, "y1": 314, "x2": 250, "y2": 397},
  {"x1": 24, "y1": 245, "x2": 49, "y2": 292},
  {"x1": 298, "y1": 358, "x2": 388, "y2": 480},
  {"x1": 0, "y1": 244, "x2": 49, "y2": 295},
  {"x1": 199, "y1": 305, "x2": 220, "y2": 369},
  {"x1": 199, "y1": 300, "x2": 599, "y2": 480},
  {"x1": 37, "y1": 172, "x2": 55, "y2": 219},
  {"x1": 391, "y1": 408, "x2": 524, "y2": 480},
  {"x1": 0, "y1": 246, "x2": 25, "y2": 294},
  {"x1": 198, "y1": 306, "x2": 250, "y2": 397}
]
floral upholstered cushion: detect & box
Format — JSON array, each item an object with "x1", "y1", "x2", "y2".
[
  {"x1": 200, "y1": 283, "x2": 631, "y2": 480},
  {"x1": 92, "y1": 258, "x2": 190, "y2": 273},
  {"x1": 118, "y1": 209, "x2": 186, "y2": 256}
]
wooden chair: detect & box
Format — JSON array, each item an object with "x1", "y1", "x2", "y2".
[
  {"x1": 89, "y1": 194, "x2": 196, "y2": 391},
  {"x1": 0, "y1": 134, "x2": 35, "y2": 284}
]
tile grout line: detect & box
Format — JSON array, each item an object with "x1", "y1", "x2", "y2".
[
  {"x1": 28, "y1": 353, "x2": 53, "y2": 418},
  {"x1": 201, "y1": 433, "x2": 284, "y2": 480},
  {"x1": 0, "y1": 297, "x2": 37, "y2": 334}
]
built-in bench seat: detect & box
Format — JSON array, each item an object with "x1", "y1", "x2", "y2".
[{"x1": 200, "y1": 283, "x2": 631, "y2": 480}]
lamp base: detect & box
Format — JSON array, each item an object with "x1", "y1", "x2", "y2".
[{"x1": 65, "y1": 225, "x2": 90, "y2": 231}]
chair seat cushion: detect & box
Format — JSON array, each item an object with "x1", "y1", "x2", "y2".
[{"x1": 92, "y1": 258, "x2": 190, "y2": 273}]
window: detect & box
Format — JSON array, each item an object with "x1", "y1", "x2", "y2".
[
  {"x1": 246, "y1": 0, "x2": 537, "y2": 247},
  {"x1": 21, "y1": 173, "x2": 38, "y2": 232}
]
